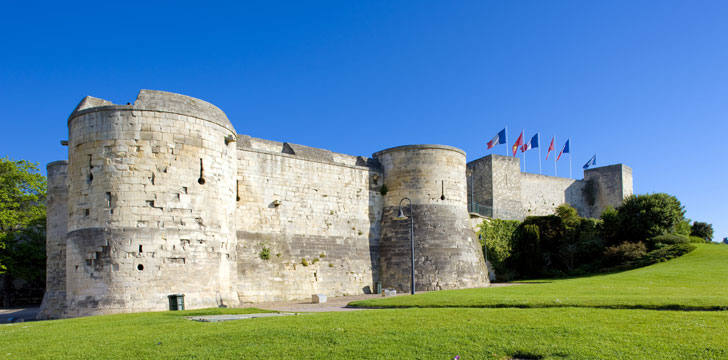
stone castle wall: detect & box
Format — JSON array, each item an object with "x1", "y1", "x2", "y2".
[
  {"x1": 467, "y1": 154, "x2": 632, "y2": 220},
  {"x1": 41, "y1": 90, "x2": 631, "y2": 318},
  {"x1": 233, "y1": 136, "x2": 383, "y2": 302}
]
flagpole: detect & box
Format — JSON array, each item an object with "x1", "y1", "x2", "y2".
[
  {"x1": 538, "y1": 133, "x2": 542, "y2": 174},
  {"x1": 554, "y1": 136, "x2": 557, "y2": 177},
  {"x1": 522, "y1": 128, "x2": 526, "y2": 172},
  {"x1": 505, "y1": 125, "x2": 509, "y2": 157},
  {"x1": 569, "y1": 137, "x2": 572, "y2": 179}
]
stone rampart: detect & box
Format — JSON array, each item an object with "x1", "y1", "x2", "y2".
[{"x1": 234, "y1": 136, "x2": 383, "y2": 302}]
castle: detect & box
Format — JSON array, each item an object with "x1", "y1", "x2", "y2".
[{"x1": 38, "y1": 90, "x2": 632, "y2": 319}]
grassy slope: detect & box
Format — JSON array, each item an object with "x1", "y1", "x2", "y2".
[
  {"x1": 1, "y1": 308, "x2": 726, "y2": 359},
  {"x1": 1, "y1": 244, "x2": 727, "y2": 359},
  {"x1": 349, "y1": 244, "x2": 728, "y2": 310}
]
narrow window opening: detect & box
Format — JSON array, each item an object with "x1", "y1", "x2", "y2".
[
  {"x1": 139, "y1": 245, "x2": 143, "y2": 253},
  {"x1": 198, "y1": 159, "x2": 206, "y2": 185},
  {"x1": 84, "y1": 209, "x2": 90, "y2": 217},
  {"x1": 236, "y1": 180, "x2": 240, "y2": 201},
  {"x1": 87, "y1": 155, "x2": 94, "y2": 182}
]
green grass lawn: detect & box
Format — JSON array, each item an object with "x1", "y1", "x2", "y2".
[
  {"x1": 349, "y1": 244, "x2": 728, "y2": 310},
  {"x1": 1, "y1": 244, "x2": 727, "y2": 359}
]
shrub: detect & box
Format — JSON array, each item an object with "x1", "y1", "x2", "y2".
[
  {"x1": 637, "y1": 244, "x2": 696, "y2": 266},
  {"x1": 689, "y1": 236, "x2": 709, "y2": 244},
  {"x1": 647, "y1": 234, "x2": 688, "y2": 249},
  {"x1": 511, "y1": 223, "x2": 542, "y2": 278},
  {"x1": 259, "y1": 247, "x2": 271, "y2": 260},
  {"x1": 603, "y1": 241, "x2": 647, "y2": 266},
  {"x1": 477, "y1": 218, "x2": 520, "y2": 279},
  {"x1": 601, "y1": 193, "x2": 686, "y2": 245}
]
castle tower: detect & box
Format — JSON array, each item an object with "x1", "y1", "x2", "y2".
[
  {"x1": 374, "y1": 145, "x2": 489, "y2": 292},
  {"x1": 37, "y1": 161, "x2": 68, "y2": 319},
  {"x1": 62, "y1": 90, "x2": 239, "y2": 317},
  {"x1": 584, "y1": 164, "x2": 633, "y2": 217}
]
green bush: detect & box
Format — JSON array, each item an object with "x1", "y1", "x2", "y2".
[
  {"x1": 603, "y1": 241, "x2": 647, "y2": 266},
  {"x1": 511, "y1": 223, "x2": 542, "y2": 278},
  {"x1": 477, "y1": 218, "x2": 520, "y2": 279},
  {"x1": 689, "y1": 236, "x2": 709, "y2": 244},
  {"x1": 647, "y1": 234, "x2": 688, "y2": 249},
  {"x1": 601, "y1": 193, "x2": 686, "y2": 246},
  {"x1": 636, "y1": 244, "x2": 696, "y2": 266}
]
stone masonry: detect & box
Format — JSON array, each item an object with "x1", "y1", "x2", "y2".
[{"x1": 39, "y1": 90, "x2": 631, "y2": 318}]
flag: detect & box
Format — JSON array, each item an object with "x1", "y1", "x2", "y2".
[
  {"x1": 557, "y1": 139, "x2": 570, "y2": 161},
  {"x1": 521, "y1": 133, "x2": 539, "y2": 152},
  {"x1": 545, "y1": 137, "x2": 555, "y2": 159},
  {"x1": 583, "y1": 154, "x2": 596, "y2": 169},
  {"x1": 512, "y1": 131, "x2": 524, "y2": 156},
  {"x1": 486, "y1": 128, "x2": 506, "y2": 149}
]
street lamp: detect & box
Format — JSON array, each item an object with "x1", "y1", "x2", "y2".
[{"x1": 394, "y1": 197, "x2": 415, "y2": 295}]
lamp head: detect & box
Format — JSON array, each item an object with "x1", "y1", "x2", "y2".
[{"x1": 394, "y1": 207, "x2": 408, "y2": 220}]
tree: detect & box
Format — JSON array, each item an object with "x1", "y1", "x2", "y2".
[
  {"x1": 0, "y1": 158, "x2": 47, "y2": 307},
  {"x1": 690, "y1": 222, "x2": 714, "y2": 242},
  {"x1": 601, "y1": 193, "x2": 686, "y2": 246},
  {"x1": 723, "y1": 237, "x2": 727, "y2": 245}
]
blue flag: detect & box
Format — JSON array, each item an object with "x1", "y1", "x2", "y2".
[{"x1": 583, "y1": 154, "x2": 597, "y2": 169}]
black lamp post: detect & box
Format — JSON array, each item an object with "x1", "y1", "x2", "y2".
[{"x1": 394, "y1": 197, "x2": 415, "y2": 295}]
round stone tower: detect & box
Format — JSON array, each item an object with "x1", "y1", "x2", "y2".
[
  {"x1": 373, "y1": 145, "x2": 488, "y2": 293},
  {"x1": 64, "y1": 90, "x2": 239, "y2": 316},
  {"x1": 38, "y1": 161, "x2": 69, "y2": 319}
]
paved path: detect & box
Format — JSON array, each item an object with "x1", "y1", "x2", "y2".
[
  {"x1": 0, "y1": 307, "x2": 40, "y2": 323},
  {"x1": 252, "y1": 283, "x2": 523, "y2": 313}
]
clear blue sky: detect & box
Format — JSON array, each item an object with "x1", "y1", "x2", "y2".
[{"x1": 1, "y1": 1, "x2": 726, "y2": 241}]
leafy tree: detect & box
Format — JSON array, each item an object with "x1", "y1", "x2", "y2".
[
  {"x1": 690, "y1": 222, "x2": 714, "y2": 242},
  {"x1": 601, "y1": 193, "x2": 686, "y2": 246},
  {"x1": 723, "y1": 237, "x2": 728, "y2": 245},
  {"x1": 512, "y1": 223, "x2": 541, "y2": 278},
  {"x1": 674, "y1": 219, "x2": 692, "y2": 237},
  {"x1": 477, "y1": 218, "x2": 520, "y2": 279},
  {"x1": 0, "y1": 158, "x2": 47, "y2": 306}
]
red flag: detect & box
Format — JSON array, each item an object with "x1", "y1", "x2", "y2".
[
  {"x1": 512, "y1": 131, "x2": 524, "y2": 156},
  {"x1": 545, "y1": 137, "x2": 555, "y2": 160}
]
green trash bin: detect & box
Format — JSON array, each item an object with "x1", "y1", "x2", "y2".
[
  {"x1": 168, "y1": 294, "x2": 185, "y2": 311},
  {"x1": 374, "y1": 282, "x2": 382, "y2": 295}
]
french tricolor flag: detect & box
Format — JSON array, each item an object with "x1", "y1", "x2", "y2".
[
  {"x1": 521, "y1": 133, "x2": 539, "y2": 152},
  {"x1": 487, "y1": 128, "x2": 506, "y2": 149}
]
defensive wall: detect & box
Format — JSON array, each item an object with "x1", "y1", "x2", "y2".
[
  {"x1": 467, "y1": 155, "x2": 632, "y2": 220},
  {"x1": 39, "y1": 90, "x2": 630, "y2": 318}
]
